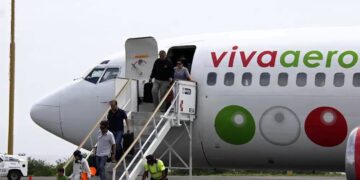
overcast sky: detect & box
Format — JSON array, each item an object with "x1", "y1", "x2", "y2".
[{"x1": 1, "y1": 0, "x2": 360, "y2": 163}]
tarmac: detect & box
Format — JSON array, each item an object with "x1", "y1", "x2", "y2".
[{"x1": 0, "y1": 175, "x2": 346, "y2": 180}]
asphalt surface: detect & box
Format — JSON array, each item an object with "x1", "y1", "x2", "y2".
[{"x1": 0, "y1": 176, "x2": 346, "y2": 180}]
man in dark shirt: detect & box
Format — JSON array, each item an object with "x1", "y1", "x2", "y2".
[
  {"x1": 149, "y1": 50, "x2": 174, "y2": 110},
  {"x1": 107, "y1": 100, "x2": 130, "y2": 161}
]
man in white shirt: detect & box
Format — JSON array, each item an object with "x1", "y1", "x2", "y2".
[{"x1": 95, "y1": 120, "x2": 116, "y2": 180}]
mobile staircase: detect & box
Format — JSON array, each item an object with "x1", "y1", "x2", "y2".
[
  {"x1": 63, "y1": 79, "x2": 197, "y2": 180},
  {"x1": 112, "y1": 80, "x2": 197, "y2": 180}
]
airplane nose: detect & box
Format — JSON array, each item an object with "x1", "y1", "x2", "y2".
[{"x1": 30, "y1": 93, "x2": 64, "y2": 138}]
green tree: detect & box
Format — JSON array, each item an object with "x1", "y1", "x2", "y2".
[{"x1": 27, "y1": 157, "x2": 56, "y2": 176}]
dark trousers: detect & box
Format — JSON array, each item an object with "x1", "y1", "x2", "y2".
[
  {"x1": 113, "y1": 130, "x2": 124, "y2": 160},
  {"x1": 95, "y1": 155, "x2": 108, "y2": 180}
]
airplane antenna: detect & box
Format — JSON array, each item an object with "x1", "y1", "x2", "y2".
[{"x1": 8, "y1": 0, "x2": 16, "y2": 155}]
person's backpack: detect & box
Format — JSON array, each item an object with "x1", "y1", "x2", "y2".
[{"x1": 143, "y1": 82, "x2": 153, "y2": 103}]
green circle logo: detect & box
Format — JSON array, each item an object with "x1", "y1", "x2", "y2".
[{"x1": 215, "y1": 105, "x2": 256, "y2": 145}]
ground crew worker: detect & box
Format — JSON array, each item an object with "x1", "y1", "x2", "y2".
[{"x1": 142, "y1": 155, "x2": 168, "y2": 180}]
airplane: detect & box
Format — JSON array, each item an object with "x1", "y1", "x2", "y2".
[{"x1": 30, "y1": 27, "x2": 360, "y2": 179}]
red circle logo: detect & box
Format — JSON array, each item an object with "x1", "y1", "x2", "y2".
[{"x1": 305, "y1": 107, "x2": 348, "y2": 147}]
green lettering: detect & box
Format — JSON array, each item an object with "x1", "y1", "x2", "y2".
[
  {"x1": 280, "y1": 51, "x2": 300, "y2": 67},
  {"x1": 326, "y1": 51, "x2": 338, "y2": 68},
  {"x1": 339, "y1": 51, "x2": 358, "y2": 68},
  {"x1": 304, "y1": 51, "x2": 323, "y2": 68}
]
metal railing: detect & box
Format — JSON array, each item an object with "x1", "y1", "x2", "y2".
[
  {"x1": 63, "y1": 78, "x2": 133, "y2": 173},
  {"x1": 112, "y1": 82, "x2": 178, "y2": 180}
]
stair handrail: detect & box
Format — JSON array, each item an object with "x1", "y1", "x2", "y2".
[
  {"x1": 63, "y1": 78, "x2": 132, "y2": 172},
  {"x1": 118, "y1": 92, "x2": 180, "y2": 180},
  {"x1": 112, "y1": 81, "x2": 177, "y2": 179}
]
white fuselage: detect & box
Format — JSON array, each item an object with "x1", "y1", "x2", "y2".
[{"x1": 31, "y1": 27, "x2": 360, "y2": 171}]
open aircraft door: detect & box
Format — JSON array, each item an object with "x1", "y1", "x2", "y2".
[{"x1": 125, "y1": 37, "x2": 158, "y2": 97}]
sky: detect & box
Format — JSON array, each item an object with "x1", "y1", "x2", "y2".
[{"x1": 1, "y1": 0, "x2": 360, "y2": 164}]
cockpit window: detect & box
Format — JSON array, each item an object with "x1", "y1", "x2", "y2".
[
  {"x1": 8, "y1": 157, "x2": 18, "y2": 161},
  {"x1": 100, "y1": 68, "x2": 119, "y2": 83},
  {"x1": 4, "y1": 157, "x2": 18, "y2": 162},
  {"x1": 0, "y1": 158, "x2": 3, "y2": 162},
  {"x1": 85, "y1": 68, "x2": 105, "y2": 84}
]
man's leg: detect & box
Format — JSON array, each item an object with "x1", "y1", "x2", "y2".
[
  {"x1": 159, "y1": 81, "x2": 170, "y2": 110},
  {"x1": 113, "y1": 131, "x2": 124, "y2": 160},
  {"x1": 96, "y1": 156, "x2": 107, "y2": 180},
  {"x1": 151, "y1": 80, "x2": 160, "y2": 108}
]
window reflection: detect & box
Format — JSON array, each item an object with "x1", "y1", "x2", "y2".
[
  {"x1": 100, "y1": 68, "x2": 119, "y2": 83},
  {"x1": 207, "y1": 72, "x2": 217, "y2": 86},
  {"x1": 85, "y1": 68, "x2": 105, "y2": 84},
  {"x1": 242, "y1": 73, "x2": 252, "y2": 86},
  {"x1": 224, "y1": 72, "x2": 234, "y2": 86}
]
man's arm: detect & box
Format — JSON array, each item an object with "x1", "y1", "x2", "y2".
[
  {"x1": 161, "y1": 170, "x2": 167, "y2": 180},
  {"x1": 125, "y1": 118, "x2": 130, "y2": 133},
  {"x1": 169, "y1": 60, "x2": 174, "y2": 81},
  {"x1": 123, "y1": 111, "x2": 130, "y2": 132},
  {"x1": 111, "y1": 144, "x2": 116, "y2": 161},
  {"x1": 142, "y1": 171, "x2": 148, "y2": 180},
  {"x1": 158, "y1": 160, "x2": 167, "y2": 179},
  {"x1": 110, "y1": 133, "x2": 116, "y2": 161},
  {"x1": 150, "y1": 60, "x2": 157, "y2": 81},
  {"x1": 83, "y1": 160, "x2": 91, "y2": 178},
  {"x1": 93, "y1": 146, "x2": 97, "y2": 156}
]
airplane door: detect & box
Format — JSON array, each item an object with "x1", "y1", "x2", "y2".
[{"x1": 125, "y1": 37, "x2": 158, "y2": 97}]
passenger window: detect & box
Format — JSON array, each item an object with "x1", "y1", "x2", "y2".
[
  {"x1": 242, "y1": 73, "x2": 252, "y2": 86},
  {"x1": 260, "y1": 73, "x2": 270, "y2": 86},
  {"x1": 315, "y1": 73, "x2": 326, "y2": 87},
  {"x1": 85, "y1": 68, "x2": 105, "y2": 84},
  {"x1": 334, "y1": 73, "x2": 345, "y2": 87},
  {"x1": 278, "y1": 73, "x2": 288, "y2": 87},
  {"x1": 224, "y1": 72, "x2": 234, "y2": 86},
  {"x1": 207, "y1": 72, "x2": 217, "y2": 86},
  {"x1": 296, "y1": 73, "x2": 307, "y2": 87},
  {"x1": 100, "y1": 68, "x2": 119, "y2": 83},
  {"x1": 353, "y1": 73, "x2": 360, "y2": 87}
]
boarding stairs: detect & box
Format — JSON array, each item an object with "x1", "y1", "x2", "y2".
[
  {"x1": 63, "y1": 78, "x2": 197, "y2": 180},
  {"x1": 112, "y1": 80, "x2": 197, "y2": 180}
]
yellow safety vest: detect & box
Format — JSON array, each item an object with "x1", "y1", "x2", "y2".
[{"x1": 144, "y1": 160, "x2": 166, "y2": 180}]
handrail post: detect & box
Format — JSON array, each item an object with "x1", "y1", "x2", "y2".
[
  {"x1": 153, "y1": 117, "x2": 158, "y2": 136},
  {"x1": 138, "y1": 140, "x2": 144, "y2": 156},
  {"x1": 124, "y1": 162, "x2": 129, "y2": 179},
  {"x1": 112, "y1": 165, "x2": 116, "y2": 180}
]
